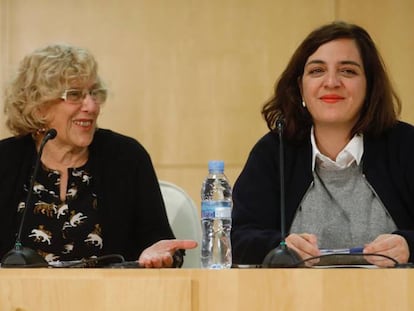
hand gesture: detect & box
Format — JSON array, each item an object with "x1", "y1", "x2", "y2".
[
  {"x1": 138, "y1": 239, "x2": 198, "y2": 268},
  {"x1": 285, "y1": 233, "x2": 320, "y2": 266},
  {"x1": 363, "y1": 234, "x2": 409, "y2": 267}
]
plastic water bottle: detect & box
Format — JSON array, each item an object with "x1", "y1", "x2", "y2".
[{"x1": 201, "y1": 160, "x2": 232, "y2": 269}]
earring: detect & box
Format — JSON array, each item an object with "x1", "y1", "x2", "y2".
[
  {"x1": 36, "y1": 128, "x2": 46, "y2": 135},
  {"x1": 302, "y1": 100, "x2": 306, "y2": 107}
]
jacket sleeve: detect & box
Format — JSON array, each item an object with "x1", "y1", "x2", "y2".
[
  {"x1": 132, "y1": 147, "x2": 175, "y2": 247},
  {"x1": 231, "y1": 134, "x2": 283, "y2": 265},
  {"x1": 363, "y1": 122, "x2": 414, "y2": 264},
  {"x1": 91, "y1": 130, "x2": 175, "y2": 261}
]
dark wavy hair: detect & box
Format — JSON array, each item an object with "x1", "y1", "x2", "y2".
[{"x1": 262, "y1": 21, "x2": 401, "y2": 141}]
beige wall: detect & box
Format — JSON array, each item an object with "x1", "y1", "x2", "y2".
[{"x1": 1, "y1": 0, "x2": 413, "y2": 207}]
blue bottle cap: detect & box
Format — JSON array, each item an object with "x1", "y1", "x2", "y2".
[{"x1": 208, "y1": 160, "x2": 224, "y2": 172}]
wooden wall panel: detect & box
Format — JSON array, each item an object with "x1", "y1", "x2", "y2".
[
  {"x1": 1, "y1": 0, "x2": 412, "y2": 211},
  {"x1": 0, "y1": 0, "x2": 9, "y2": 135},
  {"x1": 336, "y1": 0, "x2": 414, "y2": 123},
  {"x1": 0, "y1": 0, "x2": 334, "y2": 206}
]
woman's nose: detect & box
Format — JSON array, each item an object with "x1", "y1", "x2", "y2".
[
  {"x1": 323, "y1": 72, "x2": 341, "y2": 88},
  {"x1": 81, "y1": 94, "x2": 100, "y2": 112}
]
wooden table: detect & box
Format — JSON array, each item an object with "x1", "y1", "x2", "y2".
[{"x1": 1, "y1": 268, "x2": 413, "y2": 310}]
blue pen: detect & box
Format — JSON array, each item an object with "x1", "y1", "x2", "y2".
[
  {"x1": 349, "y1": 247, "x2": 364, "y2": 254},
  {"x1": 320, "y1": 248, "x2": 348, "y2": 254},
  {"x1": 320, "y1": 247, "x2": 364, "y2": 255}
]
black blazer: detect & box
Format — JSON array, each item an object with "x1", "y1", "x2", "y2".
[
  {"x1": 232, "y1": 121, "x2": 414, "y2": 264},
  {"x1": 0, "y1": 128, "x2": 175, "y2": 261}
]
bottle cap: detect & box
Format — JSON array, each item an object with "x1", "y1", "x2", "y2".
[{"x1": 208, "y1": 160, "x2": 224, "y2": 173}]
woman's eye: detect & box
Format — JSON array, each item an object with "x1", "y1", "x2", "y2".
[
  {"x1": 341, "y1": 68, "x2": 357, "y2": 76},
  {"x1": 308, "y1": 68, "x2": 324, "y2": 75},
  {"x1": 67, "y1": 91, "x2": 82, "y2": 100}
]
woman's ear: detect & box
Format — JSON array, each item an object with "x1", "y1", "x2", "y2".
[
  {"x1": 297, "y1": 76, "x2": 306, "y2": 107},
  {"x1": 297, "y1": 76, "x2": 303, "y2": 98},
  {"x1": 33, "y1": 105, "x2": 49, "y2": 124}
]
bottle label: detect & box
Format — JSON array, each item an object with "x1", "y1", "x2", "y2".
[{"x1": 201, "y1": 201, "x2": 232, "y2": 218}]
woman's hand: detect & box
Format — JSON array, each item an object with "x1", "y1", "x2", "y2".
[
  {"x1": 285, "y1": 233, "x2": 320, "y2": 266},
  {"x1": 363, "y1": 234, "x2": 409, "y2": 267},
  {"x1": 138, "y1": 239, "x2": 198, "y2": 268}
]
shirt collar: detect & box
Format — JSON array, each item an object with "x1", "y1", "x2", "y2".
[{"x1": 311, "y1": 127, "x2": 364, "y2": 171}]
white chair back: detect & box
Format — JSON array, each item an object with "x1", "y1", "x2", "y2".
[{"x1": 159, "y1": 180, "x2": 201, "y2": 268}]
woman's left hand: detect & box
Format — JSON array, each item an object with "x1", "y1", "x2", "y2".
[
  {"x1": 138, "y1": 239, "x2": 198, "y2": 268},
  {"x1": 363, "y1": 234, "x2": 409, "y2": 267}
]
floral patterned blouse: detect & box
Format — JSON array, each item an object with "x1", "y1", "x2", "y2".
[{"x1": 18, "y1": 161, "x2": 103, "y2": 263}]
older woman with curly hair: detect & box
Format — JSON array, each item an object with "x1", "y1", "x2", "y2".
[{"x1": 0, "y1": 44, "x2": 196, "y2": 268}]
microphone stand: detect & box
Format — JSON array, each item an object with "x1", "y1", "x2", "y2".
[
  {"x1": 262, "y1": 119, "x2": 302, "y2": 268},
  {"x1": 1, "y1": 129, "x2": 57, "y2": 268}
]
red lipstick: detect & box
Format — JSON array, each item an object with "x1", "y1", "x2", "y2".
[{"x1": 320, "y1": 94, "x2": 344, "y2": 104}]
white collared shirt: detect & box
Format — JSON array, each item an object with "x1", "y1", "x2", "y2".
[{"x1": 311, "y1": 127, "x2": 364, "y2": 171}]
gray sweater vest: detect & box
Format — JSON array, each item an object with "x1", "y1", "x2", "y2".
[{"x1": 289, "y1": 162, "x2": 397, "y2": 248}]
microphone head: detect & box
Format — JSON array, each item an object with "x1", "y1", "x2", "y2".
[
  {"x1": 262, "y1": 243, "x2": 303, "y2": 268},
  {"x1": 1, "y1": 245, "x2": 48, "y2": 268},
  {"x1": 45, "y1": 128, "x2": 57, "y2": 140},
  {"x1": 275, "y1": 117, "x2": 285, "y2": 133}
]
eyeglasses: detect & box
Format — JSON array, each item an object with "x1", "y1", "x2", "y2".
[{"x1": 60, "y1": 88, "x2": 107, "y2": 104}]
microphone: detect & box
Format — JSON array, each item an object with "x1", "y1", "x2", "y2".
[
  {"x1": 262, "y1": 118, "x2": 302, "y2": 268},
  {"x1": 1, "y1": 128, "x2": 57, "y2": 268}
]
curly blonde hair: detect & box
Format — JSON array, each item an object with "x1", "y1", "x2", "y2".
[{"x1": 4, "y1": 44, "x2": 103, "y2": 136}]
